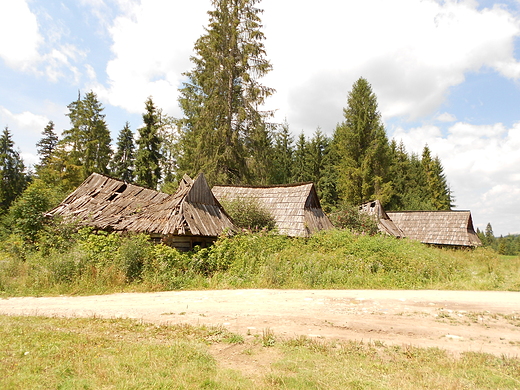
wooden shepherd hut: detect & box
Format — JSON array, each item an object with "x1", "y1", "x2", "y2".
[
  {"x1": 385, "y1": 210, "x2": 482, "y2": 248},
  {"x1": 212, "y1": 182, "x2": 333, "y2": 237},
  {"x1": 120, "y1": 173, "x2": 236, "y2": 250},
  {"x1": 49, "y1": 172, "x2": 236, "y2": 251}
]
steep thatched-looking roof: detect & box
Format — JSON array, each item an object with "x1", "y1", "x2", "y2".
[
  {"x1": 385, "y1": 210, "x2": 482, "y2": 247},
  {"x1": 359, "y1": 200, "x2": 404, "y2": 238},
  {"x1": 49, "y1": 172, "x2": 235, "y2": 239},
  {"x1": 212, "y1": 183, "x2": 333, "y2": 237},
  {"x1": 120, "y1": 173, "x2": 235, "y2": 237},
  {"x1": 48, "y1": 172, "x2": 169, "y2": 230}
]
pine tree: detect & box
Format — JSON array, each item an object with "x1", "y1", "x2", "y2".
[
  {"x1": 36, "y1": 121, "x2": 58, "y2": 167},
  {"x1": 421, "y1": 145, "x2": 453, "y2": 210},
  {"x1": 135, "y1": 97, "x2": 162, "y2": 189},
  {"x1": 0, "y1": 127, "x2": 27, "y2": 212},
  {"x1": 292, "y1": 132, "x2": 311, "y2": 183},
  {"x1": 271, "y1": 121, "x2": 293, "y2": 184},
  {"x1": 111, "y1": 122, "x2": 135, "y2": 182},
  {"x1": 177, "y1": 0, "x2": 274, "y2": 186},
  {"x1": 157, "y1": 112, "x2": 179, "y2": 191},
  {"x1": 307, "y1": 128, "x2": 329, "y2": 186},
  {"x1": 333, "y1": 77, "x2": 392, "y2": 206},
  {"x1": 60, "y1": 91, "x2": 112, "y2": 183},
  {"x1": 387, "y1": 139, "x2": 410, "y2": 210}
]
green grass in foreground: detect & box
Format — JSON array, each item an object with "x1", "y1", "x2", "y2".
[{"x1": 1, "y1": 316, "x2": 519, "y2": 389}]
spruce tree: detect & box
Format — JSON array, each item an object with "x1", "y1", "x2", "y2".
[
  {"x1": 271, "y1": 121, "x2": 293, "y2": 184},
  {"x1": 36, "y1": 121, "x2": 58, "y2": 167},
  {"x1": 111, "y1": 122, "x2": 135, "y2": 182},
  {"x1": 387, "y1": 140, "x2": 410, "y2": 210},
  {"x1": 333, "y1": 78, "x2": 392, "y2": 206},
  {"x1": 177, "y1": 0, "x2": 274, "y2": 186},
  {"x1": 421, "y1": 145, "x2": 453, "y2": 210},
  {"x1": 135, "y1": 97, "x2": 162, "y2": 189},
  {"x1": 292, "y1": 132, "x2": 311, "y2": 183},
  {"x1": 61, "y1": 91, "x2": 112, "y2": 183},
  {"x1": 0, "y1": 127, "x2": 27, "y2": 212},
  {"x1": 307, "y1": 128, "x2": 329, "y2": 187}
]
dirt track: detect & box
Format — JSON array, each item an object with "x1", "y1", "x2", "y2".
[{"x1": 1, "y1": 289, "x2": 519, "y2": 356}]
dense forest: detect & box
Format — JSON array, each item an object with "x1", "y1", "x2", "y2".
[{"x1": 0, "y1": 0, "x2": 513, "y2": 253}]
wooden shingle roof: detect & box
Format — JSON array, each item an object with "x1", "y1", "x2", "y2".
[
  {"x1": 120, "y1": 174, "x2": 235, "y2": 236},
  {"x1": 212, "y1": 183, "x2": 333, "y2": 237},
  {"x1": 386, "y1": 210, "x2": 482, "y2": 247},
  {"x1": 48, "y1": 173, "x2": 169, "y2": 230},
  {"x1": 359, "y1": 200, "x2": 405, "y2": 238},
  {"x1": 49, "y1": 172, "x2": 235, "y2": 237}
]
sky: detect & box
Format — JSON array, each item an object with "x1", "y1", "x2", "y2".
[{"x1": 0, "y1": 0, "x2": 519, "y2": 236}]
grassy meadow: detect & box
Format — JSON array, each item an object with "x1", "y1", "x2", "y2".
[
  {"x1": 1, "y1": 315, "x2": 519, "y2": 390},
  {"x1": 1, "y1": 229, "x2": 520, "y2": 389}
]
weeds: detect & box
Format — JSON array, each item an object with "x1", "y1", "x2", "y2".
[{"x1": 0, "y1": 229, "x2": 518, "y2": 296}]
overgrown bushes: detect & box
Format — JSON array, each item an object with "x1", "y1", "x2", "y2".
[{"x1": 0, "y1": 227, "x2": 516, "y2": 296}]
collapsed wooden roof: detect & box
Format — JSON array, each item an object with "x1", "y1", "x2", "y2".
[
  {"x1": 359, "y1": 200, "x2": 405, "y2": 238},
  {"x1": 212, "y1": 183, "x2": 333, "y2": 237},
  {"x1": 49, "y1": 172, "x2": 235, "y2": 237},
  {"x1": 120, "y1": 174, "x2": 235, "y2": 236},
  {"x1": 48, "y1": 173, "x2": 169, "y2": 230},
  {"x1": 386, "y1": 210, "x2": 482, "y2": 247}
]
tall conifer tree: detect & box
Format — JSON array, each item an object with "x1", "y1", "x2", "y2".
[
  {"x1": 177, "y1": 0, "x2": 274, "y2": 186},
  {"x1": 0, "y1": 127, "x2": 27, "y2": 212},
  {"x1": 421, "y1": 145, "x2": 453, "y2": 210},
  {"x1": 36, "y1": 121, "x2": 58, "y2": 167},
  {"x1": 111, "y1": 122, "x2": 135, "y2": 182},
  {"x1": 271, "y1": 121, "x2": 293, "y2": 184},
  {"x1": 333, "y1": 77, "x2": 392, "y2": 205},
  {"x1": 61, "y1": 91, "x2": 112, "y2": 183},
  {"x1": 135, "y1": 97, "x2": 162, "y2": 189}
]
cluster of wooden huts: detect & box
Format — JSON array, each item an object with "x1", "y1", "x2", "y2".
[
  {"x1": 48, "y1": 173, "x2": 332, "y2": 251},
  {"x1": 359, "y1": 200, "x2": 481, "y2": 248},
  {"x1": 48, "y1": 173, "x2": 481, "y2": 250}
]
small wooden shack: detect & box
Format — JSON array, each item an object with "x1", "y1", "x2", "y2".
[
  {"x1": 49, "y1": 172, "x2": 236, "y2": 251},
  {"x1": 120, "y1": 173, "x2": 236, "y2": 250},
  {"x1": 386, "y1": 210, "x2": 481, "y2": 248},
  {"x1": 212, "y1": 182, "x2": 333, "y2": 237}
]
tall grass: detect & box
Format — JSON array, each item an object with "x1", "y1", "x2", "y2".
[{"x1": 1, "y1": 228, "x2": 518, "y2": 296}]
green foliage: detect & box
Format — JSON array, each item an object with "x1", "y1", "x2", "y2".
[
  {"x1": 2, "y1": 179, "x2": 64, "y2": 244},
  {"x1": 328, "y1": 204, "x2": 379, "y2": 235},
  {"x1": 35, "y1": 120, "x2": 58, "y2": 168},
  {"x1": 135, "y1": 97, "x2": 162, "y2": 189},
  {"x1": 219, "y1": 196, "x2": 276, "y2": 231},
  {"x1": 60, "y1": 91, "x2": 112, "y2": 185},
  {"x1": 0, "y1": 126, "x2": 27, "y2": 213},
  {"x1": 333, "y1": 77, "x2": 392, "y2": 206},
  {"x1": 478, "y1": 223, "x2": 520, "y2": 256},
  {"x1": 177, "y1": 0, "x2": 274, "y2": 185},
  {"x1": 110, "y1": 121, "x2": 135, "y2": 182},
  {"x1": 1, "y1": 228, "x2": 517, "y2": 296}
]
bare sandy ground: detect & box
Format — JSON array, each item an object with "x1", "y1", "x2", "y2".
[{"x1": 1, "y1": 289, "x2": 519, "y2": 357}]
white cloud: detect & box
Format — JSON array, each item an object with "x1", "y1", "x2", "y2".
[
  {"x1": 260, "y1": 0, "x2": 520, "y2": 133},
  {"x1": 99, "y1": 0, "x2": 210, "y2": 115},
  {"x1": 392, "y1": 121, "x2": 520, "y2": 235},
  {"x1": 0, "y1": 1, "x2": 42, "y2": 70},
  {"x1": 435, "y1": 112, "x2": 457, "y2": 122}
]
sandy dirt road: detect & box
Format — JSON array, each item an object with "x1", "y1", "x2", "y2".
[{"x1": 1, "y1": 289, "x2": 519, "y2": 356}]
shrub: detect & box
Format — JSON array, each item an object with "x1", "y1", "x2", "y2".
[
  {"x1": 219, "y1": 197, "x2": 276, "y2": 231},
  {"x1": 328, "y1": 204, "x2": 379, "y2": 235}
]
